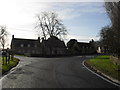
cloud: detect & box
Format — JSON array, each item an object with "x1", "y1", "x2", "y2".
[
  {"x1": 48, "y1": 2, "x2": 106, "y2": 20},
  {"x1": 57, "y1": 8, "x2": 81, "y2": 20},
  {"x1": 78, "y1": 3, "x2": 106, "y2": 14},
  {"x1": 0, "y1": 1, "x2": 105, "y2": 44},
  {"x1": 0, "y1": 1, "x2": 105, "y2": 26},
  {"x1": 39, "y1": 2, "x2": 106, "y2": 21},
  {"x1": 62, "y1": 2, "x2": 106, "y2": 14}
]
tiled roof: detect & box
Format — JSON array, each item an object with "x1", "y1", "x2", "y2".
[
  {"x1": 11, "y1": 38, "x2": 40, "y2": 47},
  {"x1": 77, "y1": 42, "x2": 93, "y2": 48},
  {"x1": 43, "y1": 36, "x2": 66, "y2": 48},
  {"x1": 11, "y1": 36, "x2": 66, "y2": 48}
]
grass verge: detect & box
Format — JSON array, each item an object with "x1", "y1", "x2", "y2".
[
  {"x1": 85, "y1": 55, "x2": 120, "y2": 81},
  {"x1": 0, "y1": 57, "x2": 20, "y2": 75}
]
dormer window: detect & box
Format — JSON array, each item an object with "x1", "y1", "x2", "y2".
[
  {"x1": 21, "y1": 44, "x2": 24, "y2": 47},
  {"x1": 28, "y1": 44, "x2": 30, "y2": 47}
]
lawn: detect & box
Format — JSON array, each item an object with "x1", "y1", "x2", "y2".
[
  {"x1": 0, "y1": 57, "x2": 20, "y2": 75},
  {"x1": 85, "y1": 55, "x2": 120, "y2": 81}
]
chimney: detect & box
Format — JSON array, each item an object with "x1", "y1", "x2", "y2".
[
  {"x1": 38, "y1": 37, "x2": 40, "y2": 42},
  {"x1": 12, "y1": 35, "x2": 14, "y2": 39}
]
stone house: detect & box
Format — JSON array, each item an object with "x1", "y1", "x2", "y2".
[
  {"x1": 11, "y1": 35, "x2": 42, "y2": 56},
  {"x1": 42, "y1": 36, "x2": 66, "y2": 56},
  {"x1": 67, "y1": 39, "x2": 97, "y2": 55},
  {"x1": 11, "y1": 35, "x2": 66, "y2": 56}
]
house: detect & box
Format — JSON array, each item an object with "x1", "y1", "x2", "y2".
[
  {"x1": 67, "y1": 39, "x2": 97, "y2": 55},
  {"x1": 11, "y1": 35, "x2": 66, "y2": 56},
  {"x1": 11, "y1": 35, "x2": 42, "y2": 56},
  {"x1": 42, "y1": 36, "x2": 66, "y2": 56}
]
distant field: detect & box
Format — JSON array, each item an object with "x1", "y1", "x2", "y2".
[
  {"x1": 0, "y1": 57, "x2": 20, "y2": 74},
  {"x1": 85, "y1": 55, "x2": 120, "y2": 81}
]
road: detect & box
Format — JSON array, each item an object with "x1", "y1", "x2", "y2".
[{"x1": 1, "y1": 55, "x2": 119, "y2": 88}]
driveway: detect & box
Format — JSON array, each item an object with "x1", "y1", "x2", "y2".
[{"x1": 1, "y1": 55, "x2": 119, "y2": 88}]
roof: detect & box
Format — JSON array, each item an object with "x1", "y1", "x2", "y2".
[
  {"x1": 11, "y1": 38, "x2": 40, "y2": 47},
  {"x1": 77, "y1": 42, "x2": 93, "y2": 48},
  {"x1": 67, "y1": 39, "x2": 77, "y2": 48},
  {"x1": 43, "y1": 36, "x2": 66, "y2": 48}
]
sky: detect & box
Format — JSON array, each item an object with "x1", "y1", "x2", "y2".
[{"x1": 0, "y1": 0, "x2": 112, "y2": 48}]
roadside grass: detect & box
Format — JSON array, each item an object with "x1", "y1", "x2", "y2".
[
  {"x1": 0, "y1": 57, "x2": 20, "y2": 74},
  {"x1": 85, "y1": 55, "x2": 120, "y2": 81}
]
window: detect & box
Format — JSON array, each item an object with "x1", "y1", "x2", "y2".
[
  {"x1": 28, "y1": 44, "x2": 30, "y2": 47},
  {"x1": 21, "y1": 44, "x2": 24, "y2": 47},
  {"x1": 34, "y1": 45, "x2": 37, "y2": 48}
]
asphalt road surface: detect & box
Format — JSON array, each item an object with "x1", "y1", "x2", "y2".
[{"x1": 1, "y1": 55, "x2": 119, "y2": 88}]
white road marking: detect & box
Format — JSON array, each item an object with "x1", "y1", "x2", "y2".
[{"x1": 82, "y1": 60, "x2": 120, "y2": 87}]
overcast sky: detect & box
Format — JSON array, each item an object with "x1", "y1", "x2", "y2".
[{"x1": 0, "y1": 0, "x2": 111, "y2": 47}]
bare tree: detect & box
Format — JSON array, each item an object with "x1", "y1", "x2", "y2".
[
  {"x1": 35, "y1": 12, "x2": 67, "y2": 40},
  {"x1": 0, "y1": 25, "x2": 9, "y2": 49}
]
